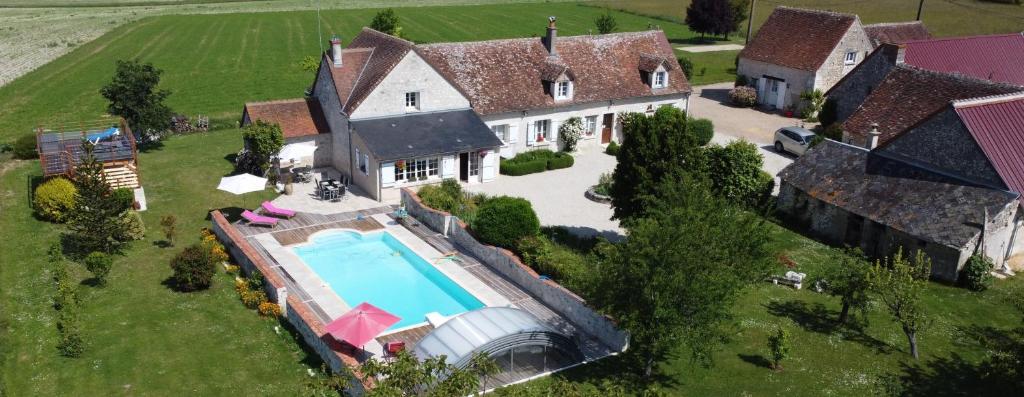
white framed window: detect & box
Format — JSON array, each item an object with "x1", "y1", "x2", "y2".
[
  {"x1": 555, "y1": 81, "x2": 572, "y2": 100},
  {"x1": 427, "y1": 157, "x2": 439, "y2": 177},
  {"x1": 653, "y1": 71, "x2": 667, "y2": 88},
  {"x1": 844, "y1": 51, "x2": 857, "y2": 65},
  {"x1": 534, "y1": 119, "x2": 551, "y2": 142},
  {"x1": 394, "y1": 156, "x2": 439, "y2": 181},
  {"x1": 469, "y1": 152, "x2": 480, "y2": 177},
  {"x1": 584, "y1": 115, "x2": 597, "y2": 136},
  {"x1": 404, "y1": 91, "x2": 420, "y2": 111},
  {"x1": 491, "y1": 124, "x2": 510, "y2": 144}
]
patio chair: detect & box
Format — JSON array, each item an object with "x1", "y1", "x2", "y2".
[
  {"x1": 261, "y1": 201, "x2": 296, "y2": 218},
  {"x1": 241, "y1": 210, "x2": 278, "y2": 227},
  {"x1": 384, "y1": 341, "x2": 406, "y2": 361}
]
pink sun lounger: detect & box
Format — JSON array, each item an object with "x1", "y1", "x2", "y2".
[
  {"x1": 242, "y1": 210, "x2": 278, "y2": 227},
  {"x1": 261, "y1": 201, "x2": 296, "y2": 218}
]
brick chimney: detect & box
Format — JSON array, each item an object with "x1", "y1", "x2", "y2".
[
  {"x1": 544, "y1": 16, "x2": 557, "y2": 55},
  {"x1": 330, "y1": 35, "x2": 343, "y2": 67},
  {"x1": 867, "y1": 123, "x2": 881, "y2": 149}
]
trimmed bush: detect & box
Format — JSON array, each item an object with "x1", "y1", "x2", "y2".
[
  {"x1": 169, "y1": 244, "x2": 216, "y2": 292},
  {"x1": 687, "y1": 118, "x2": 714, "y2": 146},
  {"x1": 604, "y1": 141, "x2": 620, "y2": 156},
  {"x1": 729, "y1": 86, "x2": 757, "y2": 107},
  {"x1": 34, "y1": 177, "x2": 77, "y2": 223},
  {"x1": 546, "y1": 152, "x2": 574, "y2": 170},
  {"x1": 12, "y1": 134, "x2": 38, "y2": 159},
  {"x1": 515, "y1": 234, "x2": 588, "y2": 291},
  {"x1": 418, "y1": 178, "x2": 481, "y2": 221},
  {"x1": 84, "y1": 252, "x2": 113, "y2": 287},
  {"x1": 677, "y1": 56, "x2": 694, "y2": 79},
  {"x1": 959, "y1": 254, "x2": 994, "y2": 291},
  {"x1": 500, "y1": 159, "x2": 546, "y2": 176},
  {"x1": 500, "y1": 150, "x2": 567, "y2": 176},
  {"x1": 112, "y1": 188, "x2": 135, "y2": 212},
  {"x1": 473, "y1": 196, "x2": 540, "y2": 249},
  {"x1": 114, "y1": 210, "x2": 146, "y2": 242}
]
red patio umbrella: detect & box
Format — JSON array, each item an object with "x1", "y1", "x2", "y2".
[{"x1": 324, "y1": 302, "x2": 401, "y2": 349}]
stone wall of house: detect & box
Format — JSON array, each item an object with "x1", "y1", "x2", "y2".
[
  {"x1": 285, "y1": 134, "x2": 334, "y2": 168},
  {"x1": 401, "y1": 188, "x2": 630, "y2": 352},
  {"x1": 814, "y1": 21, "x2": 874, "y2": 94},
  {"x1": 479, "y1": 94, "x2": 688, "y2": 158},
  {"x1": 349, "y1": 52, "x2": 471, "y2": 120},
  {"x1": 826, "y1": 47, "x2": 899, "y2": 124},
  {"x1": 877, "y1": 108, "x2": 1006, "y2": 188},
  {"x1": 736, "y1": 58, "x2": 815, "y2": 109},
  {"x1": 312, "y1": 57, "x2": 353, "y2": 178}
]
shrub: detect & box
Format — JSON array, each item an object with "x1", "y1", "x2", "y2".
[
  {"x1": 234, "y1": 277, "x2": 250, "y2": 294},
  {"x1": 112, "y1": 188, "x2": 135, "y2": 211},
  {"x1": 604, "y1": 141, "x2": 620, "y2": 156},
  {"x1": 707, "y1": 140, "x2": 770, "y2": 207},
  {"x1": 959, "y1": 254, "x2": 994, "y2": 291},
  {"x1": 729, "y1": 86, "x2": 757, "y2": 107},
  {"x1": 84, "y1": 252, "x2": 113, "y2": 287},
  {"x1": 169, "y1": 244, "x2": 216, "y2": 292},
  {"x1": 34, "y1": 177, "x2": 77, "y2": 223},
  {"x1": 546, "y1": 152, "x2": 574, "y2": 170},
  {"x1": 473, "y1": 196, "x2": 540, "y2": 249},
  {"x1": 258, "y1": 302, "x2": 282, "y2": 317},
  {"x1": 500, "y1": 150, "x2": 560, "y2": 176},
  {"x1": 822, "y1": 123, "x2": 844, "y2": 141},
  {"x1": 515, "y1": 235, "x2": 587, "y2": 290},
  {"x1": 818, "y1": 97, "x2": 838, "y2": 127},
  {"x1": 13, "y1": 134, "x2": 38, "y2": 159},
  {"x1": 594, "y1": 172, "x2": 613, "y2": 196},
  {"x1": 57, "y1": 311, "x2": 85, "y2": 358},
  {"x1": 225, "y1": 264, "x2": 240, "y2": 275},
  {"x1": 240, "y1": 120, "x2": 284, "y2": 174},
  {"x1": 687, "y1": 118, "x2": 714, "y2": 146},
  {"x1": 594, "y1": 11, "x2": 617, "y2": 34},
  {"x1": 677, "y1": 56, "x2": 694, "y2": 79},
  {"x1": 242, "y1": 289, "x2": 268, "y2": 309},
  {"x1": 418, "y1": 179, "x2": 483, "y2": 222},
  {"x1": 114, "y1": 210, "x2": 146, "y2": 241},
  {"x1": 734, "y1": 74, "x2": 749, "y2": 87},
  {"x1": 768, "y1": 326, "x2": 790, "y2": 371},
  {"x1": 558, "y1": 117, "x2": 584, "y2": 152},
  {"x1": 160, "y1": 215, "x2": 177, "y2": 246}
]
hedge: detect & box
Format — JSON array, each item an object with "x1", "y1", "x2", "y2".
[
  {"x1": 499, "y1": 149, "x2": 574, "y2": 175},
  {"x1": 547, "y1": 152, "x2": 574, "y2": 170},
  {"x1": 500, "y1": 159, "x2": 547, "y2": 176},
  {"x1": 472, "y1": 196, "x2": 540, "y2": 249}
]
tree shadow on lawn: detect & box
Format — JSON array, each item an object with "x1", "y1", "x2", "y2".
[
  {"x1": 555, "y1": 352, "x2": 681, "y2": 391},
  {"x1": 737, "y1": 353, "x2": 772, "y2": 369},
  {"x1": 765, "y1": 299, "x2": 892, "y2": 354},
  {"x1": 668, "y1": 37, "x2": 732, "y2": 46}
]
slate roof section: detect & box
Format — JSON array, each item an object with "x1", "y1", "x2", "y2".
[
  {"x1": 739, "y1": 6, "x2": 857, "y2": 72},
  {"x1": 863, "y1": 21, "x2": 931, "y2": 46},
  {"x1": 351, "y1": 110, "x2": 502, "y2": 161},
  {"x1": 903, "y1": 33, "x2": 1024, "y2": 86},
  {"x1": 843, "y1": 65, "x2": 1022, "y2": 144},
  {"x1": 243, "y1": 98, "x2": 329, "y2": 139},
  {"x1": 954, "y1": 93, "x2": 1024, "y2": 196},
  {"x1": 780, "y1": 140, "x2": 1019, "y2": 248},
  {"x1": 417, "y1": 30, "x2": 690, "y2": 115}
]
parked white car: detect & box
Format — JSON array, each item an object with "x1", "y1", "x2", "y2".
[{"x1": 773, "y1": 127, "x2": 817, "y2": 156}]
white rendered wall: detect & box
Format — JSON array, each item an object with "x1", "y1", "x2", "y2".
[
  {"x1": 480, "y1": 94, "x2": 689, "y2": 158},
  {"x1": 349, "y1": 52, "x2": 471, "y2": 120}
]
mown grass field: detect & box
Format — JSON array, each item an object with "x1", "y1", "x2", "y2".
[{"x1": 0, "y1": 2, "x2": 731, "y2": 145}]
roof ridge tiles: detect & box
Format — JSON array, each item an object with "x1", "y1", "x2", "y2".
[
  {"x1": 245, "y1": 98, "x2": 309, "y2": 106},
  {"x1": 902, "y1": 32, "x2": 1024, "y2": 44},
  {"x1": 774, "y1": 5, "x2": 858, "y2": 19},
  {"x1": 953, "y1": 91, "x2": 1024, "y2": 108},
  {"x1": 416, "y1": 29, "x2": 663, "y2": 49},
  {"x1": 358, "y1": 26, "x2": 416, "y2": 47},
  {"x1": 894, "y1": 63, "x2": 1024, "y2": 89},
  {"x1": 864, "y1": 21, "x2": 925, "y2": 27}
]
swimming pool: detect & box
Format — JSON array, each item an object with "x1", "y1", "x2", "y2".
[{"x1": 292, "y1": 230, "x2": 484, "y2": 331}]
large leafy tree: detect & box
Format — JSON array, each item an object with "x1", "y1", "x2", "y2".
[
  {"x1": 685, "y1": 0, "x2": 736, "y2": 40},
  {"x1": 868, "y1": 248, "x2": 932, "y2": 359},
  {"x1": 100, "y1": 60, "x2": 173, "y2": 138},
  {"x1": 729, "y1": 0, "x2": 751, "y2": 39},
  {"x1": 609, "y1": 106, "x2": 703, "y2": 224},
  {"x1": 67, "y1": 142, "x2": 126, "y2": 255},
  {"x1": 370, "y1": 8, "x2": 402, "y2": 37},
  {"x1": 238, "y1": 120, "x2": 284, "y2": 174},
  {"x1": 592, "y1": 177, "x2": 773, "y2": 377},
  {"x1": 705, "y1": 140, "x2": 772, "y2": 208},
  {"x1": 360, "y1": 350, "x2": 498, "y2": 396},
  {"x1": 821, "y1": 248, "x2": 872, "y2": 325}
]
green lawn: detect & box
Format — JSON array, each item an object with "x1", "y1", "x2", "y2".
[{"x1": 0, "y1": 2, "x2": 726, "y2": 144}]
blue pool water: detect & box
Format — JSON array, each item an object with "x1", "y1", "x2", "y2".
[{"x1": 292, "y1": 230, "x2": 484, "y2": 330}]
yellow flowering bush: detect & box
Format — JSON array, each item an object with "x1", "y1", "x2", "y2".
[
  {"x1": 258, "y1": 302, "x2": 282, "y2": 317},
  {"x1": 234, "y1": 278, "x2": 250, "y2": 294},
  {"x1": 225, "y1": 264, "x2": 240, "y2": 275},
  {"x1": 241, "y1": 289, "x2": 267, "y2": 309}
]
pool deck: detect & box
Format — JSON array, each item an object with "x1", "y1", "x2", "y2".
[{"x1": 237, "y1": 208, "x2": 615, "y2": 364}]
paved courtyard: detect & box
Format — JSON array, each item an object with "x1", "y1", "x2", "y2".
[{"x1": 464, "y1": 146, "x2": 624, "y2": 240}]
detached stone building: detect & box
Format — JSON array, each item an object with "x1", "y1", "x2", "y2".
[
  {"x1": 737, "y1": 7, "x2": 874, "y2": 110},
  {"x1": 778, "y1": 93, "x2": 1024, "y2": 280}
]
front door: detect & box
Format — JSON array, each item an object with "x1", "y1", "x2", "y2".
[
  {"x1": 459, "y1": 153, "x2": 469, "y2": 182},
  {"x1": 600, "y1": 113, "x2": 614, "y2": 144},
  {"x1": 764, "y1": 79, "x2": 780, "y2": 107}
]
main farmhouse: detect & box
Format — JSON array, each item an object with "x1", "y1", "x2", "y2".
[
  {"x1": 736, "y1": 6, "x2": 929, "y2": 111},
  {"x1": 243, "y1": 18, "x2": 690, "y2": 201},
  {"x1": 777, "y1": 33, "x2": 1024, "y2": 281}
]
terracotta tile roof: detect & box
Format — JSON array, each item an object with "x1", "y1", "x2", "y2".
[
  {"x1": 740, "y1": 6, "x2": 857, "y2": 72},
  {"x1": 322, "y1": 48, "x2": 373, "y2": 112},
  {"x1": 339, "y1": 28, "x2": 415, "y2": 114},
  {"x1": 902, "y1": 33, "x2": 1024, "y2": 86},
  {"x1": 863, "y1": 21, "x2": 931, "y2": 46},
  {"x1": 843, "y1": 65, "x2": 1022, "y2": 145},
  {"x1": 954, "y1": 93, "x2": 1024, "y2": 196},
  {"x1": 539, "y1": 58, "x2": 574, "y2": 82},
  {"x1": 416, "y1": 30, "x2": 690, "y2": 115},
  {"x1": 638, "y1": 53, "x2": 673, "y2": 73},
  {"x1": 780, "y1": 140, "x2": 1019, "y2": 248},
  {"x1": 243, "y1": 98, "x2": 329, "y2": 139}
]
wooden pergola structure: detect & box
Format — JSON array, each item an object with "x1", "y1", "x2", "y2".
[{"x1": 35, "y1": 118, "x2": 141, "y2": 189}]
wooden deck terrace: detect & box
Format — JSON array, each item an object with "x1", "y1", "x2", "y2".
[{"x1": 234, "y1": 207, "x2": 394, "y2": 241}]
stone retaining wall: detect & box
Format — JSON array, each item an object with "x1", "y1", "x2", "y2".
[
  {"x1": 400, "y1": 189, "x2": 629, "y2": 352},
  {"x1": 210, "y1": 211, "x2": 366, "y2": 394}
]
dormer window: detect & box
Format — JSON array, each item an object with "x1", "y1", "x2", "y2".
[
  {"x1": 653, "y1": 71, "x2": 667, "y2": 88},
  {"x1": 555, "y1": 80, "x2": 572, "y2": 100},
  {"x1": 844, "y1": 51, "x2": 857, "y2": 65},
  {"x1": 405, "y1": 91, "x2": 420, "y2": 111}
]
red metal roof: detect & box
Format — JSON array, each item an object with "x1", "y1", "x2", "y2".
[
  {"x1": 955, "y1": 94, "x2": 1024, "y2": 196},
  {"x1": 903, "y1": 33, "x2": 1024, "y2": 86}
]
